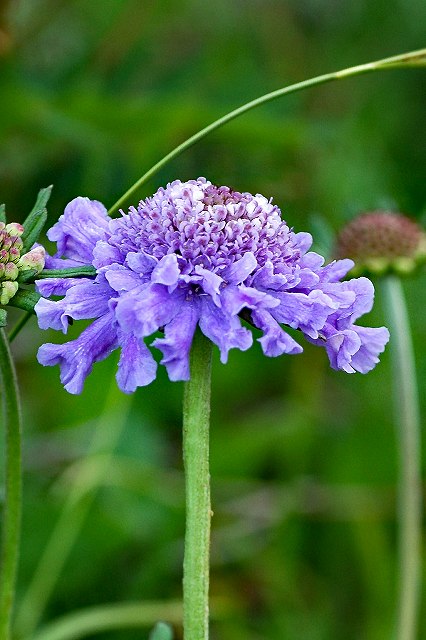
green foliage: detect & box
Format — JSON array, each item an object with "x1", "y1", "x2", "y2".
[
  {"x1": 0, "y1": 1, "x2": 425, "y2": 639},
  {"x1": 21, "y1": 186, "x2": 52, "y2": 253}
]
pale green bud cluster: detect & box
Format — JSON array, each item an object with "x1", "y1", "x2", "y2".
[{"x1": 0, "y1": 221, "x2": 45, "y2": 305}]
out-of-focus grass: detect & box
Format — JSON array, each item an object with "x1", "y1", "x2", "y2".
[{"x1": 0, "y1": 1, "x2": 425, "y2": 639}]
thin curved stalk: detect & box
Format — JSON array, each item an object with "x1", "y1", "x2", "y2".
[
  {"x1": 29, "y1": 600, "x2": 183, "y2": 640},
  {"x1": 182, "y1": 329, "x2": 213, "y2": 639},
  {"x1": 382, "y1": 276, "x2": 422, "y2": 640},
  {"x1": 0, "y1": 328, "x2": 22, "y2": 640},
  {"x1": 108, "y1": 48, "x2": 426, "y2": 214}
]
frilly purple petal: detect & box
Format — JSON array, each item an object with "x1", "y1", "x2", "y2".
[{"x1": 48, "y1": 197, "x2": 110, "y2": 263}]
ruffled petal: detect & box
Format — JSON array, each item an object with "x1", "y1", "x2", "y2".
[
  {"x1": 222, "y1": 252, "x2": 257, "y2": 284},
  {"x1": 347, "y1": 325, "x2": 390, "y2": 373},
  {"x1": 36, "y1": 277, "x2": 92, "y2": 297},
  {"x1": 115, "y1": 283, "x2": 186, "y2": 337},
  {"x1": 92, "y1": 241, "x2": 124, "y2": 269},
  {"x1": 116, "y1": 333, "x2": 157, "y2": 392},
  {"x1": 152, "y1": 299, "x2": 200, "y2": 380},
  {"x1": 325, "y1": 329, "x2": 362, "y2": 373},
  {"x1": 37, "y1": 313, "x2": 118, "y2": 394},
  {"x1": 35, "y1": 280, "x2": 112, "y2": 332},
  {"x1": 48, "y1": 197, "x2": 110, "y2": 263},
  {"x1": 194, "y1": 266, "x2": 223, "y2": 305},
  {"x1": 252, "y1": 308, "x2": 303, "y2": 356},
  {"x1": 272, "y1": 289, "x2": 339, "y2": 338},
  {"x1": 104, "y1": 264, "x2": 141, "y2": 292},
  {"x1": 125, "y1": 251, "x2": 157, "y2": 276},
  {"x1": 221, "y1": 284, "x2": 279, "y2": 315},
  {"x1": 151, "y1": 253, "x2": 180, "y2": 286},
  {"x1": 199, "y1": 297, "x2": 252, "y2": 363}
]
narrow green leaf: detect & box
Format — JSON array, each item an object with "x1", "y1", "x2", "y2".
[
  {"x1": 7, "y1": 290, "x2": 40, "y2": 314},
  {"x1": 149, "y1": 622, "x2": 174, "y2": 640},
  {"x1": 38, "y1": 266, "x2": 97, "y2": 279},
  {"x1": 28, "y1": 185, "x2": 53, "y2": 216},
  {"x1": 21, "y1": 185, "x2": 53, "y2": 252},
  {"x1": 0, "y1": 204, "x2": 6, "y2": 224},
  {"x1": 0, "y1": 309, "x2": 7, "y2": 327}
]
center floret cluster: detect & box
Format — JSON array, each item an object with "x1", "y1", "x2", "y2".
[
  {"x1": 35, "y1": 178, "x2": 389, "y2": 394},
  {"x1": 114, "y1": 181, "x2": 293, "y2": 271}
]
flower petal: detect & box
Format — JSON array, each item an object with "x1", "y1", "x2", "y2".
[
  {"x1": 36, "y1": 277, "x2": 92, "y2": 297},
  {"x1": 252, "y1": 308, "x2": 303, "y2": 356},
  {"x1": 152, "y1": 299, "x2": 200, "y2": 380},
  {"x1": 272, "y1": 289, "x2": 339, "y2": 338},
  {"x1": 151, "y1": 253, "x2": 180, "y2": 286},
  {"x1": 222, "y1": 252, "x2": 257, "y2": 284},
  {"x1": 347, "y1": 325, "x2": 390, "y2": 373},
  {"x1": 37, "y1": 313, "x2": 118, "y2": 394},
  {"x1": 48, "y1": 197, "x2": 110, "y2": 263},
  {"x1": 116, "y1": 333, "x2": 157, "y2": 392},
  {"x1": 115, "y1": 283, "x2": 186, "y2": 337},
  {"x1": 199, "y1": 297, "x2": 252, "y2": 363}
]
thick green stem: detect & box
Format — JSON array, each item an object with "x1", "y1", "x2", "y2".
[
  {"x1": 382, "y1": 276, "x2": 422, "y2": 640},
  {"x1": 182, "y1": 330, "x2": 213, "y2": 640},
  {"x1": 108, "y1": 47, "x2": 426, "y2": 214},
  {"x1": 0, "y1": 328, "x2": 22, "y2": 640}
]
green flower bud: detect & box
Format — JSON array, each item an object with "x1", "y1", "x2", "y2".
[
  {"x1": 4, "y1": 263, "x2": 19, "y2": 280},
  {"x1": 17, "y1": 245, "x2": 45, "y2": 274},
  {"x1": 5, "y1": 222, "x2": 24, "y2": 237},
  {"x1": 0, "y1": 281, "x2": 18, "y2": 305},
  {"x1": 335, "y1": 211, "x2": 426, "y2": 276}
]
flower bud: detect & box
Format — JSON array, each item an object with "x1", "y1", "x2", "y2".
[
  {"x1": 18, "y1": 245, "x2": 45, "y2": 273},
  {"x1": 335, "y1": 210, "x2": 426, "y2": 276},
  {"x1": 4, "y1": 262, "x2": 19, "y2": 280},
  {"x1": 0, "y1": 281, "x2": 18, "y2": 305},
  {"x1": 6, "y1": 222, "x2": 24, "y2": 237}
]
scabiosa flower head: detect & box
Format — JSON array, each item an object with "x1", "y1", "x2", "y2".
[
  {"x1": 35, "y1": 179, "x2": 389, "y2": 394},
  {"x1": 335, "y1": 210, "x2": 426, "y2": 276}
]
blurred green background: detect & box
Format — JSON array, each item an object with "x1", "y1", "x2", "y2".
[{"x1": 1, "y1": 0, "x2": 425, "y2": 639}]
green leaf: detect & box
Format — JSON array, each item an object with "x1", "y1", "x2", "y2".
[
  {"x1": 0, "y1": 309, "x2": 7, "y2": 327},
  {"x1": 21, "y1": 185, "x2": 53, "y2": 252},
  {"x1": 7, "y1": 289, "x2": 40, "y2": 313},
  {"x1": 38, "y1": 266, "x2": 97, "y2": 279},
  {"x1": 0, "y1": 204, "x2": 6, "y2": 224},
  {"x1": 149, "y1": 622, "x2": 174, "y2": 640}
]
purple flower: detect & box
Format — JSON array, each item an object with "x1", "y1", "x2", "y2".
[{"x1": 35, "y1": 179, "x2": 389, "y2": 393}]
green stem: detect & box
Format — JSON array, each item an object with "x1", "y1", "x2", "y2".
[
  {"x1": 382, "y1": 276, "x2": 422, "y2": 640},
  {"x1": 108, "y1": 47, "x2": 426, "y2": 214},
  {"x1": 15, "y1": 380, "x2": 130, "y2": 639},
  {"x1": 0, "y1": 328, "x2": 22, "y2": 640},
  {"x1": 182, "y1": 329, "x2": 213, "y2": 640},
  {"x1": 8, "y1": 311, "x2": 33, "y2": 343}
]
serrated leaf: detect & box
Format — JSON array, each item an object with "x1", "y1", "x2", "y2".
[
  {"x1": 21, "y1": 185, "x2": 53, "y2": 252},
  {"x1": 0, "y1": 204, "x2": 6, "y2": 224},
  {"x1": 149, "y1": 622, "x2": 174, "y2": 640},
  {"x1": 7, "y1": 289, "x2": 40, "y2": 313}
]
